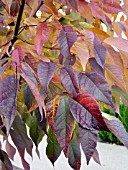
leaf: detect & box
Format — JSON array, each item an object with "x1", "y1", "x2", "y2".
[
  {"x1": 92, "y1": 149, "x2": 101, "y2": 165},
  {"x1": 104, "y1": 117, "x2": 128, "y2": 148},
  {"x1": 89, "y1": 58, "x2": 104, "y2": 77},
  {"x1": 37, "y1": 61, "x2": 56, "y2": 93},
  {"x1": 23, "y1": 84, "x2": 34, "y2": 110},
  {"x1": 29, "y1": 115, "x2": 45, "y2": 148},
  {"x1": 0, "y1": 149, "x2": 13, "y2": 170},
  {"x1": 12, "y1": 47, "x2": 24, "y2": 68},
  {"x1": 5, "y1": 140, "x2": 16, "y2": 160},
  {"x1": 104, "y1": 37, "x2": 128, "y2": 53},
  {"x1": 10, "y1": 116, "x2": 33, "y2": 170},
  {"x1": 0, "y1": 75, "x2": 18, "y2": 134},
  {"x1": 54, "y1": 96, "x2": 75, "y2": 156},
  {"x1": 94, "y1": 34, "x2": 106, "y2": 68},
  {"x1": 79, "y1": 126, "x2": 98, "y2": 165},
  {"x1": 46, "y1": 95, "x2": 60, "y2": 130},
  {"x1": 20, "y1": 62, "x2": 45, "y2": 117},
  {"x1": 0, "y1": 65, "x2": 7, "y2": 77},
  {"x1": 46, "y1": 128, "x2": 61, "y2": 165},
  {"x1": 69, "y1": 92, "x2": 108, "y2": 130},
  {"x1": 58, "y1": 25, "x2": 77, "y2": 60},
  {"x1": 1, "y1": 0, "x2": 12, "y2": 13},
  {"x1": 60, "y1": 66, "x2": 79, "y2": 96},
  {"x1": 68, "y1": 126, "x2": 81, "y2": 170},
  {"x1": 78, "y1": 72, "x2": 113, "y2": 107},
  {"x1": 102, "y1": 0, "x2": 123, "y2": 14},
  {"x1": 34, "y1": 22, "x2": 49, "y2": 55}
]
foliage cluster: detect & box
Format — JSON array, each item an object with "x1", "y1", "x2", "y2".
[{"x1": 0, "y1": 0, "x2": 128, "y2": 169}]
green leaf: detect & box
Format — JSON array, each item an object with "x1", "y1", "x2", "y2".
[
  {"x1": 46, "y1": 128, "x2": 61, "y2": 165},
  {"x1": 54, "y1": 96, "x2": 75, "y2": 156}
]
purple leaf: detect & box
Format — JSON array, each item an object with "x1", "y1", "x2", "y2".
[
  {"x1": 0, "y1": 75, "x2": 18, "y2": 134},
  {"x1": 0, "y1": 149, "x2": 13, "y2": 170},
  {"x1": 60, "y1": 66, "x2": 79, "y2": 95},
  {"x1": 38, "y1": 61, "x2": 56, "y2": 93},
  {"x1": 6, "y1": 140, "x2": 16, "y2": 160},
  {"x1": 69, "y1": 98, "x2": 106, "y2": 131},
  {"x1": 92, "y1": 149, "x2": 101, "y2": 165},
  {"x1": 54, "y1": 96, "x2": 75, "y2": 156},
  {"x1": 79, "y1": 126, "x2": 98, "y2": 165},
  {"x1": 20, "y1": 62, "x2": 45, "y2": 117},
  {"x1": 79, "y1": 72, "x2": 113, "y2": 107},
  {"x1": 104, "y1": 117, "x2": 128, "y2": 148},
  {"x1": 58, "y1": 25, "x2": 77, "y2": 64},
  {"x1": 89, "y1": 58, "x2": 104, "y2": 77},
  {"x1": 94, "y1": 35, "x2": 106, "y2": 68},
  {"x1": 10, "y1": 116, "x2": 33, "y2": 170},
  {"x1": 0, "y1": 65, "x2": 7, "y2": 76}
]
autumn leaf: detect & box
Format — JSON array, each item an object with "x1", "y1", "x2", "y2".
[
  {"x1": 54, "y1": 96, "x2": 75, "y2": 156},
  {"x1": 12, "y1": 47, "x2": 24, "y2": 68},
  {"x1": 0, "y1": 75, "x2": 18, "y2": 134},
  {"x1": 38, "y1": 61, "x2": 56, "y2": 93},
  {"x1": 79, "y1": 126, "x2": 98, "y2": 165},
  {"x1": 60, "y1": 66, "x2": 79, "y2": 96},
  {"x1": 34, "y1": 22, "x2": 49, "y2": 55},
  {"x1": 78, "y1": 72, "x2": 113, "y2": 107}
]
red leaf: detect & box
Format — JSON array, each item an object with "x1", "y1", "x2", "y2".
[
  {"x1": 79, "y1": 72, "x2": 113, "y2": 107},
  {"x1": 34, "y1": 22, "x2": 49, "y2": 55},
  {"x1": 54, "y1": 96, "x2": 75, "y2": 156},
  {"x1": 58, "y1": 25, "x2": 77, "y2": 63},
  {"x1": 71, "y1": 92, "x2": 108, "y2": 129},
  {"x1": 79, "y1": 126, "x2": 98, "y2": 165},
  {"x1": 12, "y1": 47, "x2": 24, "y2": 68},
  {"x1": 20, "y1": 62, "x2": 45, "y2": 117},
  {"x1": 38, "y1": 61, "x2": 56, "y2": 93},
  {"x1": 60, "y1": 66, "x2": 79, "y2": 95},
  {"x1": 102, "y1": 0, "x2": 123, "y2": 14},
  {"x1": 0, "y1": 75, "x2": 18, "y2": 134}
]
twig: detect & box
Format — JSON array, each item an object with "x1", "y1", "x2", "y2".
[{"x1": 32, "y1": 1, "x2": 44, "y2": 17}]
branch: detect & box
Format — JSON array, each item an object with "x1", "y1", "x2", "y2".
[{"x1": 33, "y1": 1, "x2": 44, "y2": 17}]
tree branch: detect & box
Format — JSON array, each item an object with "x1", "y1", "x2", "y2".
[{"x1": 33, "y1": 1, "x2": 44, "y2": 17}]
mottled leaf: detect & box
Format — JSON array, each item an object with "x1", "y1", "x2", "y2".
[
  {"x1": 5, "y1": 140, "x2": 16, "y2": 160},
  {"x1": 20, "y1": 62, "x2": 45, "y2": 117},
  {"x1": 0, "y1": 149, "x2": 13, "y2": 170},
  {"x1": 94, "y1": 35, "x2": 106, "y2": 68},
  {"x1": 58, "y1": 25, "x2": 77, "y2": 59},
  {"x1": 12, "y1": 47, "x2": 24, "y2": 68},
  {"x1": 46, "y1": 95, "x2": 60, "y2": 130},
  {"x1": 46, "y1": 128, "x2": 61, "y2": 165},
  {"x1": 0, "y1": 75, "x2": 18, "y2": 134},
  {"x1": 79, "y1": 126, "x2": 98, "y2": 165},
  {"x1": 79, "y1": 72, "x2": 113, "y2": 107},
  {"x1": 38, "y1": 61, "x2": 56, "y2": 93},
  {"x1": 0, "y1": 65, "x2": 7, "y2": 76},
  {"x1": 34, "y1": 22, "x2": 49, "y2": 55},
  {"x1": 104, "y1": 117, "x2": 128, "y2": 148},
  {"x1": 1, "y1": 0, "x2": 12, "y2": 13},
  {"x1": 70, "y1": 92, "x2": 108, "y2": 130},
  {"x1": 60, "y1": 66, "x2": 79, "y2": 95},
  {"x1": 54, "y1": 96, "x2": 75, "y2": 156},
  {"x1": 10, "y1": 116, "x2": 33, "y2": 170}
]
